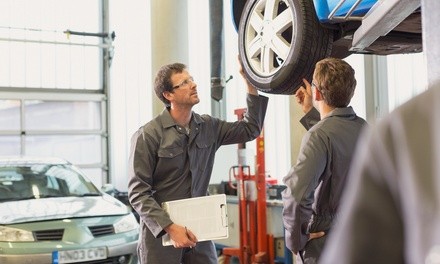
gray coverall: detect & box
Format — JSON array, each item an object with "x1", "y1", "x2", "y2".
[
  {"x1": 282, "y1": 106, "x2": 367, "y2": 263},
  {"x1": 128, "y1": 94, "x2": 268, "y2": 264}
]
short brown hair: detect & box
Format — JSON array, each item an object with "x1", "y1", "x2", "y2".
[
  {"x1": 154, "y1": 63, "x2": 187, "y2": 106},
  {"x1": 313, "y1": 58, "x2": 356, "y2": 107}
]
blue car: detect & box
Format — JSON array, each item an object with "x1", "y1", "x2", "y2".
[{"x1": 232, "y1": 0, "x2": 422, "y2": 94}]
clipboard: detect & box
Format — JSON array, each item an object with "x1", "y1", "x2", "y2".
[{"x1": 161, "y1": 194, "x2": 228, "y2": 246}]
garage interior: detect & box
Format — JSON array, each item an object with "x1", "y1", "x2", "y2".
[{"x1": 0, "y1": 0, "x2": 438, "y2": 263}]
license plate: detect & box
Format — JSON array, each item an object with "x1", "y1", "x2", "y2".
[{"x1": 52, "y1": 247, "x2": 107, "y2": 264}]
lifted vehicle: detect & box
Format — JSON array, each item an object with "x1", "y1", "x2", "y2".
[{"x1": 232, "y1": 0, "x2": 422, "y2": 94}]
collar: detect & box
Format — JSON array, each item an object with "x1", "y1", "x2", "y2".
[
  {"x1": 323, "y1": 106, "x2": 356, "y2": 119},
  {"x1": 159, "y1": 108, "x2": 205, "y2": 128}
]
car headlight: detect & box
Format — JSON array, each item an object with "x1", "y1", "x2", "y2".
[
  {"x1": 0, "y1": 226, "x2": 35, "y2": 242},
  {"x1": 114, "y1": 213, "x2": 138, "y2": 233}
]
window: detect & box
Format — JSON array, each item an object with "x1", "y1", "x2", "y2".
[
  {"x1": 0, "y1": 0, "x2": 109, "y2": 187},
  {"x1": 0, "y1": 0, "x2": 102, "y2": 90}
]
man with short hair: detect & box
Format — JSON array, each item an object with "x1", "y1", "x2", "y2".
[
  {"x1": 282, "y1": 58, "x2": 367, "y2": 263},
  {"x1": 128, "y1": 62, "x2": 268, "y2": 264}
]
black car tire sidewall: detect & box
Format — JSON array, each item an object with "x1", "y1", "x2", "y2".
[{"x1": 238, "y1": 0, "x2": 333, "y2": 94}]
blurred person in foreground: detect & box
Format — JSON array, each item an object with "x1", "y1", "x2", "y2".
[
  {"x1": 321, "y1": 81, "x2": 440, "y2": 264},
  {"x1": 282, "y1": 57, "x2": 367, "y2": 263},
  {"x1": 127, "y1": 62, "x2": 268, "y2": 264}
]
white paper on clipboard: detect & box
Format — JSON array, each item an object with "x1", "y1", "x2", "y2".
[{"x1": 161, "y1": 194, "x2": 229, "y2": 246}]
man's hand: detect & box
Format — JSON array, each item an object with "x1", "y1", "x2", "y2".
[
  {"x1": 164, "y1": 223, "x2": 197, "y2": 248},
  {"x1": 308, "y1": 231, "x2": 325, "y2": 241},
  {"x1": 295, "y1": 78, "x2": 313, "y2": 113},
  {"x1": 238, "y1": 55, "x2": 258, "y2": 95}
]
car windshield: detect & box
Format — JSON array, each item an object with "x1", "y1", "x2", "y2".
[{"x1": 0, "y1": 163, "x2": 101, "y2": 202}]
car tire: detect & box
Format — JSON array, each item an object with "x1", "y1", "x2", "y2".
[{"x1": 238, "y1": 0, "x2": 333, "y2": 94}]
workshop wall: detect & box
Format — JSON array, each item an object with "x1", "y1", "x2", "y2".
[{"x1": 106, "y1": 0, "x2": 427, "y2": 191}]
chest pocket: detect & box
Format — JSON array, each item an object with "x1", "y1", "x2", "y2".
[
  {"x1": 195, "y1": 137, "x2": 216, "y2": 167},
  {"x1": 158, "y1": 146, "x2": 184, "y2": 158},
  {"x1": 157, "y1": 146, "x2": 185, "y2": 174}
]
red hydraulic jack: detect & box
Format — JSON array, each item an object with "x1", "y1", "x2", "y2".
[{"x1": 222, "y1": 108, "x2": 275, "y2": 264}]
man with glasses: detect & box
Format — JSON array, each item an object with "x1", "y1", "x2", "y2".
[
  {"x1": 282, "y1": 58, "x2": 367, "y2": 263},
  {"x1": 128, "y1": 62, "x2": 268, "y2": 264}
]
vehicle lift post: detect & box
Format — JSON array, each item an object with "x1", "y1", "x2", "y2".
[{"x1": 222, "y1": 108, "x2": 275, "y2": 264}]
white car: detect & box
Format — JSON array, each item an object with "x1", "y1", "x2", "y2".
[{"x1": 0, "y1": 157, "x2": 139, "y2": 264}]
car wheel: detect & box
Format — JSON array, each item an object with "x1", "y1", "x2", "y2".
[{"x1": 238, "y1": 0, "x2": 333, "y2": 94}]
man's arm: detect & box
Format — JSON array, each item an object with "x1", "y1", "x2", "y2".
[
  {"x1": 211, "y1": 92, "x2": 268, "y2": 146},
  {"x1": 282, "y1": 130, "x2": 328, "y2": 253},
  {"x1": 127, "y1": 129, "x2": 172, "y2": 237},
  {"x1": 295, "y1": 79, "x2": 320, "y2": 130},
  {"x1": 238, "y1": 55, "x2": 259, "y2": 96},
  {"x1": 211, "y1": 58, "x2": 269, "y2": 145},
  {"x1": 300, "y1": 108, "x2": 320, "y2": 130},
  {"x1": 244, "y1": 77, "x2": 258, "y2": 95}
]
